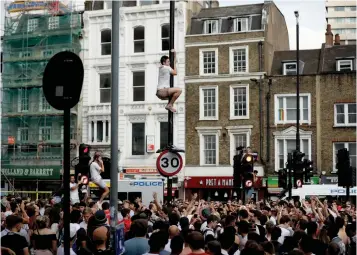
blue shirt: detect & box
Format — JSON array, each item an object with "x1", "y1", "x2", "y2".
[{"x1": 124, "y1": 237, "x2": 149, "y2": 255}]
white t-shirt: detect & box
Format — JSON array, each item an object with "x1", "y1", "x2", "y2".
[
  {"x1": 57, "y1": 246, "x2": 77, "y2": 255},
  {"x1": 278, "y1": 226, "x2": 292, "y2": 244},
  {"x1": 90, "y1": 161, "x2": 102, "y2": 181},
  {"x1": 79, "y1": 221, "x2": 87, "y2": 230},
  {"x1": 157, "y1": 65, "x2": 173, "y2": 90},
  {"x1": 70, "y1": 182, "x2": 80, "y2": 202}
]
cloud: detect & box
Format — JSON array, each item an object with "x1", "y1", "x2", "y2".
[{"x1": 288, "y1": 25, "x2": 325, "y2": 50}]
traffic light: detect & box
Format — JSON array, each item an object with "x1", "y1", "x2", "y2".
[
  {"x1": 242, "y1": 153, "x2": 254, "y2": 188},
  {"x1": 303, "y1": 159, "x2": 313, "y2": 183},
  {"x1": 292, "y1": 150, "x2": 305, "y2": 188},
  {"x1": 233, "y1": 154, "x2": 242, "y2": 189},
  {"x1": 76, "y1": 144, "x2": 91, "y2": 181},
  {"x1": 337, "y1": 148, "x2": 352, "y2": 187},
  {"x1": 79, "y1": 143, "x2": 90, "y2": 158},
  {"x1": 278, "y1": 169, "x2": 287, "y2": 189}
]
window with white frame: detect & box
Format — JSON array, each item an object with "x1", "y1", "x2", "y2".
[
  {"x1": 227, "y1": 125, "x2": 252, "y2": 165},
  {"x1": 233, "y1": 18, "x2": 248, "y2": 32},
  {"x1": 133, "y1": 71, "x2": 145, "y2": 102},
  {"x1": 203, "y1": 135, "x2": 217, "y2": 165},
  {"x1": 199, "y1": 86, "x2": 218, "y2": 120},
  {"x1": 161, "y1": 24, "x2": 169, "y2": 51},
  {"x1": 19, "y1": 89, "x2": 29, "y2": 112},
  {"x1": 277, "y1": 139, "x2": 310, "y2": 170},
  {"x1": 100, "y1": 73, "x2": 111, "y2": 103},
  {"x1": 230, "y1": 85, "x2": 249, "y2": 119},
  {"x1": 18, "y1": 128, "x2": 29, "y2": 142},
  {"x1": 101, "y1": 29, "x2": 111, "y2": 55},
  {"x1": 337, "y1": 60, "x2": 353, "y2": 71},
  {"x1": 27, "y1": 19, "x2": 38, "y2": 32},
  {"x1": 134, "y1": 26, "x2": 145, "y2": 53},
  {"x1": 39, "y1": 127, "x2": 51, "y2": 141},
  {"x1": 48, "y1": 17, "x2": 59, "y2": 30},
  {"x1": 200, "y1": 49, "x2": 218, "y2": 75},
  {"x1": 70, "y1": 15, "x2": 79, "y2": 28},
  {"x1": 204, "y1": 20, "x2": 219, "y2": 34},
  {"x1": 333, "y1": 142, "x2": 356, "y2": 172},
  {"x1": 197, "y1": 127, "x2": 221, "y2": 166},
  {"x1": 275, "y1": 94, "x2": 310, "y2": 124},
  {"x1": 132, "y1": 123, "x2": 145, "y2": 155},
  {"x1": 40, "y1": 93, "x2": 51, "y2": 111},
  {"x1": 42, "y1": 50, "x2": 53, "y2": 58},
  {"x1": 334, "y1": 103, "x2": 356, "y2": 126},
  {"x1": 230, "y1": 46, "x2": 248, "y2": 73},
  {"x1": 283, "y1": 62, "x2": 297, "y2": 75}
]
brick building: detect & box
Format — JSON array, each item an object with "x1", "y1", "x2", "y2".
[
  {"x1": 269, "y1": 26, "x2": 356, "y2": 181},
  {"x1": 184, "y1": 2, "x2": 289, "y2": 200}
]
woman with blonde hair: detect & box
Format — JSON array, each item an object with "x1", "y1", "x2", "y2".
[{"x1": 31, "y1": 215, "x2": 57, "y2": 255}]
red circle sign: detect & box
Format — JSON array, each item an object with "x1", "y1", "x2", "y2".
[
  {"x1": 245, "y1": 180, "x2": 252, "y2": 187},
  {"x1": 81, "y1": 175, "x2": 89, "y2": 185},
  {"x1": 156, "y1": 150, "x2": 183, "y2": 177},
  {"x1": 296, "y1": 179, "x2": 302, "y2": 187}
]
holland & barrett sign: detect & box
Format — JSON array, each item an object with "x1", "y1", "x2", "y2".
[{"x1": 1, "y1": 165, "x2": 61, "y2": 180}]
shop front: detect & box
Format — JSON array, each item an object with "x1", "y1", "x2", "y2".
[
  {"x1": 184, "y1": 176, "x2": 267, "y2": 201},
  {"x1": 1, "y1": 165, "x2": 62, "y2": 199}
]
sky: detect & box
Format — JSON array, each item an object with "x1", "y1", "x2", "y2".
[{"x1": 219, "y1": 0, "x2": 326, "y2": 50}]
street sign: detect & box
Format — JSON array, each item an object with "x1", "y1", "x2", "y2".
[
  {"x1": 296, "y1": 179, "x2": 302, "y2": 187},
  {"x1": 245, "y1": 180, "x2": 253, "y2": 188},
  {"x1": 156, "y1": 150, "x2": 183, "y2": 177},
  {"x1": 43, "y1": 51, "x2": 84, "y2": 110}
]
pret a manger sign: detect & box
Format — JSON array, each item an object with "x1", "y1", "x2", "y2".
[{"x1": 205, "y1": 178, "x2": 234, "y2": 187}]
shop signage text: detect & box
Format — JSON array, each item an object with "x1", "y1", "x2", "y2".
[
  {"x1": 205, "y1": 178, "x2": 233, "y2": 187},
  {"x1": 125, "y1": 168, "x2": 158, "y2": 174},
  {"x1": 131, "y1": 181, "x2": 163, "y2": 187},
  {"x1": 1, "y1": 165, "x2": 61, "y2": 179},
  {"x1": 185, "y1": 177, "x2": 234, "y2": 189}
]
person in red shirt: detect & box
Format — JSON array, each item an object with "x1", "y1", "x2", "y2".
[
  {"x1": 119, "y1": 208, "x2": 131, "y2": 233},
  {"x1": 186, "y1": 231, "x2": 209, "y2": 255}
]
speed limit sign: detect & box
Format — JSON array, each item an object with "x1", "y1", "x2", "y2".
[{"x1": 156, "y1": 150, "x2": 183, "y2": 177}]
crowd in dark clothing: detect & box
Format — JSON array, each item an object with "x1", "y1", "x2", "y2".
[{"x1": 1, "y1": 193, "x2": 356, "y2": 255}]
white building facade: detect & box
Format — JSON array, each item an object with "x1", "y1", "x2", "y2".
[
  {"x1": 81, "y1": 1, "x2": 203, "y2": 197},
  {"x1": 326, "y1": 0, "x2": 356, "y2": 44}
]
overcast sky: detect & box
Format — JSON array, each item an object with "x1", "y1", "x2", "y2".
[{"x1": 219, "y1": 0, "x2": 326, "y2": 50}]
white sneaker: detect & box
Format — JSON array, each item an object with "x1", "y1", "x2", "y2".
[{"x1": 97, "y1": 201, "x2": 102, "y2": 210}]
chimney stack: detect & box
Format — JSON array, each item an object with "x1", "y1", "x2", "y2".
[
  {"x1": 325, "y1": 24, "x2": 334, "y2": 47},
  {"x1": 334, "y1": 34, "x2": 341, "y2": 45}
]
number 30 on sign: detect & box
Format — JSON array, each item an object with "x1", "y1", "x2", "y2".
[{"x1": 156, "y1": 150, "x2": 183, "y2": 177}]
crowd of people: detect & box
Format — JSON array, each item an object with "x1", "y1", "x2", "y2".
[{"x1": 1, "y1": 190, "x2": 356, "y2": 255}]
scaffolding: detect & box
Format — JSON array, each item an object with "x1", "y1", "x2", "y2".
[{"x1": 1, "y1": 1, "x2": 82, "y2": 189}]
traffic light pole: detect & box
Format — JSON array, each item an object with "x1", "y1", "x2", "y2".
[
  {"x1": 63, "y1": 108, "x2": 70, "y2": 255},
  {"x1": 295, "y1": 12, "x2": 300, "y2": 152},
  {"x1": 288, "y1": 153, "x2": 292, "y2": 200},
  {"x1": 166, "y1": 0, "x2": 175, "y2": 204},
  {"x1": 109, "y1": 1, "x2": 120, "y2": 252}
]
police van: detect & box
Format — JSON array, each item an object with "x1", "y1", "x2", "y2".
[
  {"x1": 282, "y1": 185, "x2": 357, "y2": 201},
  {"x1": 89, "y1": 179, "x2": 164, "y2": 206}
]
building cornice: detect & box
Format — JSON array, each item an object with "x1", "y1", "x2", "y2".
[
  {"x1": 185, "y1": 73, "x2": 266, "y2": 83},
  {"x1": 185, "y1": 37, "x2": 265, "y2": 47}
]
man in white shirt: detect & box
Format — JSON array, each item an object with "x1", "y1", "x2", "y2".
[
  {"x1": 156, "y1": 49, "x2": 181, "y2": 113},
  {"x1": 70, "y1": 175, "x2": 81, "y2": 205},
  {"x1": 90, "y1": 152, "x2": 109, "y2": 205}
]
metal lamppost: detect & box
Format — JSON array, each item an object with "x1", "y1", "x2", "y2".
[{"x1": 295, "y1": 10, "x2": 300, "y2": 151}]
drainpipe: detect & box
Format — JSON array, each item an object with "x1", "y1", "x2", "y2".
[
  {"x1": 258, "y1": 41, "x2": 263, "y2": 162},
  {"x1": 266, "y1": 78, "x2": 272, "y2": 163}
]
